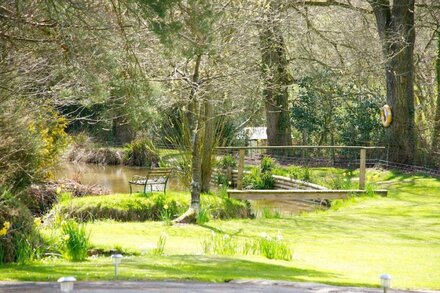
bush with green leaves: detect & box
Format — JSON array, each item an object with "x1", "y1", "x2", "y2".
[
  {"x1": 61, "y1": 220, "x2": 90, "y2": 261},
  {"x1": 124, "y1": 137, "x2": 160, "y2": 167},
  {"x1": 243, "y1": 157, "x2": 276, "y2": 190},
  {"x1": 219, "y1": 154, "x2": 237, "y2": 169},
  {"x1": 0, "y1": 189, "x2": 43, "y2": 264},
  {"x1": 260, "y1": 156, "x2": 276, "y2": 173}
]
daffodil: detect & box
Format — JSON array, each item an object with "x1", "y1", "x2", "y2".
[
  {"x1": 34, "y1": 218, "x2": 42, "y2": 227},
  {"x1": 0, "y1": 228, "x2": 7, "y2": 236},
  {"x1": 3, "y1": 221, "x2": 10, "y2": 230}
]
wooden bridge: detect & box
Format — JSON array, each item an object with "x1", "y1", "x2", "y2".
[
  {"x1": 217, "y1": 145, "x2": 388, "y2": 202},
  {"x1": 227, "y1": 189, "x2": 388, "y2": 201}
]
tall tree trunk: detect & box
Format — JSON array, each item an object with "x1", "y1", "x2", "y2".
[
  {"x1": 190, "y1": 105, "x2": 202, "y2": 212},
  {"x1": 174, "y1": 54, "x2": 203, "y2": 223},
  {"x1": 201, "y1": 99, "x2": 214, "y2": 193},
  {"x1": 369, "y1": 0, "x2": 416, "y2": 164},
  {"x1": 432, "y1": 31, "x2": 440, "y2": 160},
  {"x1": 189, "y1": 54, "x2": 203, "y2": 212},
  {"x1": 259, "y1": 0, "x2": 292, "y2": 154}
]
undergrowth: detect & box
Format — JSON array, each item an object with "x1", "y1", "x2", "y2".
[{"x1": 54, "y1": 192, "x2": 251, "y2": 222}]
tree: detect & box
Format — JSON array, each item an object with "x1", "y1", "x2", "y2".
[
  {"x1": 259, "y1": 0, "x2": 293, "y2": 150},
  {"x1": 367, "y1": 0, "x2": 416, "y2": 164},
  {"x1": 433, "y1": 31, "x2": 440, "y2": 158},
  {"x1": 131, "y1": 0, "x2": 261, "y2": 220}
]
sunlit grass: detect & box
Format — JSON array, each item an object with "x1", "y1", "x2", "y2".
[{"x1": 1, "y1": 169, "x2": 440, "y2": 289}]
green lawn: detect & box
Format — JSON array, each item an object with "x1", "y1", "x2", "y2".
[{"x1": 1, "y1": 169, "x2": 440, "y2": 290}]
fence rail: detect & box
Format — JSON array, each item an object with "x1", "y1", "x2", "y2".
[{"x1": 215, "y1": 145, "x2": 386, "y2": 190}]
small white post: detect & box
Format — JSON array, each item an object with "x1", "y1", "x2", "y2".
[{"x1": 111, "y1": 254, "x2": 123, "y2": 278}]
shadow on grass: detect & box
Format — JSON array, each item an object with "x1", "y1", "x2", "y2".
[{"x1": 0, "y1": 255, "x2": 374, "y2": 287}]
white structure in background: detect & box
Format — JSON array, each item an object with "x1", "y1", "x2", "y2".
[
  {"x1": 242, "y1": 127, "x2": 267, "y2": 146},
  {"x1": 241, "y1": 127, "x2": 267, "y2": 158}
]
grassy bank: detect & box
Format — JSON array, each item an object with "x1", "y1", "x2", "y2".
[
  {"x1": 55, "y1": 191, "x2": 251, "y2": 222},
  {"x1": 1, "y1": 169, "x2": 440, "y2": 289}
]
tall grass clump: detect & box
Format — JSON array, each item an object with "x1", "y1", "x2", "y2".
[
  {"x1": 202, "y1": 232, "x2": 238, "y2": 256},
  {"x1": 61, "y1": 220, "x2": 90, "y2": 261},
  {"x1": 196, "y1": 208, "x2": 210, "y2": 224},
  {"x1": 256, "y1": 233, "x2": 292, "y2": 261},
  {"x1": 261, "y1": 207, "x2": 281, "y2": 219},
  {"x1": 150, "y1": 232, "x2": 167, "y2": 256},
  {"x1": 202, "y1": 231, "x2": 292, "y2": 261}
]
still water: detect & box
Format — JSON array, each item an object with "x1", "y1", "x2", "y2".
[
  {"x1": 54, "y1": 163, "x2": 321, "y2": 215},
  {"x1": 54, "y1": 163, "x2": 185, "y2": 194}
]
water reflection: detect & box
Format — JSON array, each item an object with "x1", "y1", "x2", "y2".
[{"x1": 54, "y1": 163, "x2": 186, "y2": 194}]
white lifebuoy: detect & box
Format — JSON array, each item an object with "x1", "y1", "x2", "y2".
[{"x1": 380, "y1": 105, "x2": 392, "y2": 128}]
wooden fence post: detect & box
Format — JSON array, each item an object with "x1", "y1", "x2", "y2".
[
  {"x1": 237, "y1": 149, "x2": 245, "y2": 190},
  {"x1": 359, "y1": 148, "x2": 367, "y2": 190}
]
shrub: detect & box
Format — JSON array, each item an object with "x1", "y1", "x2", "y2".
[
  {"x1": 61, "y1": 220, "x2": 90, "y2": 261},
  {"x1": 0, "y1": 189, "x2": 42, "y2": 264},
  {"x1": 243, "y1": 168, "x2": 274, "y2": 189},
  {"x1": 327, "y1": 171, "x2": 355, "y2": 189},
  {"x1": 219, "y1": 154, "x2": 237, "y2": 169},
  {"x1": 124, "y1": 137, "x2": 160, "y2": 167},
  {"x1": 260, "y1": 156, "x2": 276, "y2": 173},
  {"x1": 55, "y1": 192, "x2": 251, "y2": 222},
  {"x1": 24, "y1": 184, "x2": 59, "y2": 216}
]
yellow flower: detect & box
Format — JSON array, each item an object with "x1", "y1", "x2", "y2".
[
  {"x1": 34, "y1": 218, "x2": 42, "y2": 227},
  {"x1": 3, "y1": 221, "x2": 10, "y2": 230},
  {"x1": 164, "y1": 204, "x2": 169, "y2": 210},
  {"x1": 0, "y1": 228, "x2": 7, "y2": 236},
  {"x1": 63, "y1": 235, "x2": 70, "y2": 241}
]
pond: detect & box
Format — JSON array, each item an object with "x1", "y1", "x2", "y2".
[
  {"x1": 54, "y1": 163, "x2": 186, "y2": 194},
  {"x1": 54, "y1": 163, "x2": 323, "y2": 216}
]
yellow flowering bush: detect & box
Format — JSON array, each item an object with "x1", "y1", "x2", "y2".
[{"x1": 29, "y1": 108, "x2": 69, "y2": 179}]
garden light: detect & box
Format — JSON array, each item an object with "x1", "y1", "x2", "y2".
[
  {"x1": 111, "y1": 254, "x2": 123, "y2": 277},
  {"x1": 380, "y1": 274, "x2": 392, "y2": 293},
  {"x1": 57, "y1": 276, "x2": 76, "y2": 292}
]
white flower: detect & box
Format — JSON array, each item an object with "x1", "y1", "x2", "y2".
[
  {"x1": 276, "y1": 234, "x2": 284, "y2": 241},
  {"x1": 260, "y1": 232, "x2": 268, "y2": 239},
  {"x1": 223, "y1": 234, "x2": 230, "y2": 239}
]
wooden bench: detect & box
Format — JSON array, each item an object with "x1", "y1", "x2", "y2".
[
  {"x1": 129, "y1": 168, "x2": 173, "y2": 194},
  {"x1": 227, "y1": 189, "x2": 388, "y2": 201}
]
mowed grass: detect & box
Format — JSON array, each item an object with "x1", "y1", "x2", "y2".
[{"x1": 1, "y1": 169, "x2": 440, "y2": 289}]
